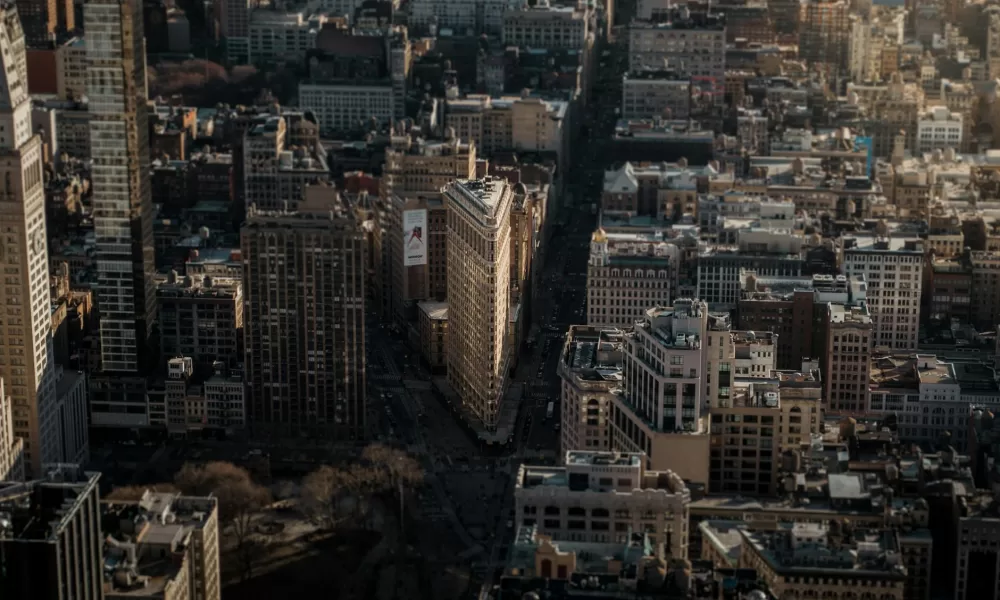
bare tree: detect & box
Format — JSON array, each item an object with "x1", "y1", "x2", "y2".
[
  {"x1": 105, "y1": 483, "x2": 179, "y2": 501},
  {"x1": 174, "y1": 462, "x2": 271, "y2": 581},
  {"x1": 361, "y1": 444, "x2": 424, "y2": 495}
]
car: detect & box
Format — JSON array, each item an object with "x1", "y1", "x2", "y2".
[
  {"x1": 506, "y1": 520, "x2": 514, "y2": 529},
  {"x1": 554, "y1": 424, "x2": 561, "y2": 431}
]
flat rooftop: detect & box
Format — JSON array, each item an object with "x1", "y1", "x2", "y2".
[
  {"x1": 418, "y1": 301, "x2": 448, "y2": 321},
  {"x1": 103, "y1": 491, "x2": 217, "y2": 598}
]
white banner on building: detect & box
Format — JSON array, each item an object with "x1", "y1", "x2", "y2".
[{"x1": 403, "y1": 209, "x2": 428, "y2": 266}]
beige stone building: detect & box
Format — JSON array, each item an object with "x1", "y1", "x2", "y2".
[
  {"x1": 708, "y1": 378, "x2": 821, "y2": 496},
  {"x1": 824, "y1": 302, "x2": 873, "y2": 413},
  {"x1": 609, "y1": 302, "x2": 712, "y2": 485},
  {"x1": 383, "y1": 133, "x2": 477, "y2": 195},
  {"x1": 0, "y1": 5, "x2": 61, "y2": 476},
  {"x1": 0, "y1": 378, "x2": 24, "y2": 481},
  {"x1": 444, "y1": 177, "x2": 513, "y2": 431},
  {"x1": 841, "y1": 233, "x2": 923, "y2": 352},
  {"x1": 703, "y1": 313, "x2": 776, "y2": 410},
  {"x1": 445, "y1": 95, "x2": 569, "y2": 170},
  {"x1": 103, "y1": 491, "x2": 221, "y2": 600},
  {"x1": 514, "y1": 451, "x2": 690, "y2": 560},
  {"x1": 558, "y1": 326, "x2": 624, "y2": 454},
  {"x1": 586, "y1": 228, "x2": 676, "y2": 328}
]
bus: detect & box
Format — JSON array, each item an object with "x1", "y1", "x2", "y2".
[{"x1": 546, "y1": 402, "x2": 554, "y2": 420}]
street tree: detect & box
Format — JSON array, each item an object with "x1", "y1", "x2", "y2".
[
  {"x1": 174, "y1": 461, "x2": 271, "y2": 581},
  {"x1": 104, "y1": 483, "x2": 179, "y2": 501}
]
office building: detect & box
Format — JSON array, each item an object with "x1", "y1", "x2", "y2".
[
  {"x1": 86, "y1": 0, "x2": 157, "y2": 373},
  {"x1": 0, "y1": 465, "x2": 103, "y2": 600},
  {"x1": 248, "y1": 10, "x2": 328, "y2": 64},
  {"x1": 586, "y1": 228, "x2": 676, "y2": 329},
  {"x1": 697, "y1": 236, "x2": 805, "y2": 311},
  {"x1": 798, "y1": 0, "x2": 849, "y2": 72},
  {"x1": 445, "y1": 94, "x2": 569, "y2": 171},
  {"x1": 559, "y1": 326, "x2": 624, "y2": 454},
  {"x1": 218, "y1": 0, "x2": 253, "y2": 61},
  {"x1": 157, "y1": 273, "x2": 243, "y2": 368},
  {"x1": 297, "y1": 81, "x2": 396, "y2": 133},
  {"x1": 738, "y1": 272, "x2": 868, "y2": 371},
  {"x1": 917, "y1": 107, "x2": 963, "y2": 153},
  {"x1": 242, "y1": 110, "x2": 330, "y2": 212},
  {"x1": 514, "y1": 451, "x2": 690, "y2": 559},
  {"x1": 621, "y1": 70, "x2": 691, "y2": 120},
  {"x1": 0, "y1": 5, "x2": 61, "y2": 477},
  {"x1": 628, "y1": 11, "x2": 726, "y2": 80},
  {"x1": 955, "y1": 497, "x2": 1000, "y2": 600},
  {"x1": 841, "y1": 233, "x2": 923, "y2": 352},
  {"x1": 502, "y1": 1, "x2": 592, "y2": 50},
  {"x1": 444, "y1": 177, "x2": 513, "y2": 432},
  {"x1": 103, "y1": 490, "x2": 221, "y2": 600},
  {"x1": 610, "y1": 301, "x2": 711, "y2": 484},
  {"x1": 242, "y1": 185, "x2": 367, "y2": 438}
]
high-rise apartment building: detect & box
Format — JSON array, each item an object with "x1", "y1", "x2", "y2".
[
  {"x1": 841, "y1": 233, "x2": 923, "y2": 352},
  {"x1": 0, "y1": 465, "x2": 103, "y2": 600},
  {"x1": 558, "y1": 326, "x2": 624, "y2": 454},
  {"x1": 0, "y1": 5, "x2": 60, "y2": 476},
  {"x1": 825, "y1": 302, "x2": 873, "y2": 413},
  {"x1": 86, "y1": 0, "x2": 157, "y2": 373},
  {"x1": 515, "y1": 451, "x2": 691, "y2": 559},
  {"x1": 103, "y1": 490, "x2": 221, "y2": 600},
  {"x1": 444, "y1": 177, "x2": 513, "y2": 432},
  {"x1": 242, "y1": 185, "x2": 366, "y2": 438},
  {"x1": 610, "y1": 301, "x2": 711, "y2": 484}
]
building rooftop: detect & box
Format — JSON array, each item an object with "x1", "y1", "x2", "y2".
[
  {"x1": 103, "y1": 490, "x2": 217, "y2": 598},
  {"x1": 418, "y1": 301, "x2": 448, "y2": 321},
  {"x1": 0, "y1": 465, "x2": 100, "y2": 542},
  {"x1": 841, "y1": 234, "x2": 924, "y2": 253},
  {"x1": 561, "y1": 325, "x2": 624, "y2": 384},
  {"x1": 155, "y1": 272, "x2": 240, "y2": 298},
  {"x1": 829, "y1": 302, "x2": 872, "y2": 325},
  {"x1": 740, "y1": 523, "x2": 907, "y2": 578},
  {"x1": 446, "y1": 176, "x2": 513, "y2": 219}
]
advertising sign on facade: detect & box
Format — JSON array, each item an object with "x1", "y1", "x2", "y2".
[{"x1": 403, "y1": 209, "x2": 428, "y2": 266}]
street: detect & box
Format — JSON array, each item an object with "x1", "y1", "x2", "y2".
[{"x1": 363, "y1": 34, "x2": 629, "y2": 590}]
